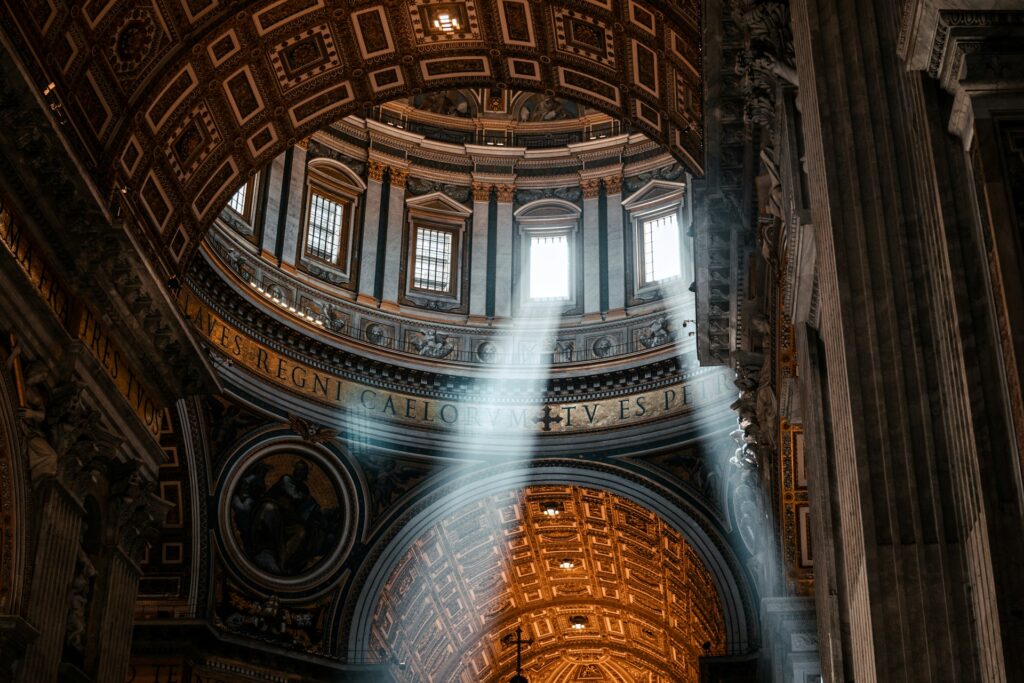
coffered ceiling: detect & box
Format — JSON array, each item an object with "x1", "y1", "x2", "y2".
[
  {"x1": 0, "y1": 0, "x2": 702, "y2": 274},
  {"x1": 370, "y1": 485, "x2": 725, "y2": 682}
]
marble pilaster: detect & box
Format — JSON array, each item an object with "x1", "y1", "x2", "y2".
[
  {"x1": 605, "y1": 176, "x2": 626, "y2": 313},
  {"x1": 89, "y1": 548, "x2": 141, "y2": 683},
  {"x1": 470, "y1": 182, "x2": 492, "y2": 318},
  {"x1": 258, "y1": 152, "x2": 287, "y2": 258},
  {"x1": 581, "y1": 178, "x2": 602, "y2": 317},
  {"x1": 356, "y1": 160, "x2": 387, "y2": 304},
  {"x1": 380, "y1": 167, "x2": 409, "y2": 309},
  {"x1": 790, "y1": 0, "x2": 1023, "y2": 679},
  {"x1": 493, "y1": 185, "x2": 515, "y2": 318},
  {"x1": 277, "y1": 140, "x2": 309, "y2": 268}
]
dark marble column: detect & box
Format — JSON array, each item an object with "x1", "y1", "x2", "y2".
[
  {"x1": 16, "y1": 482, "x2": 83, "y2": 682},
  {"x1": 790, "y1": 0, "x2": 1023, "y2": 680},
  {"x1": 88, "y1": 547, "x2": 141, "y2": 682}
]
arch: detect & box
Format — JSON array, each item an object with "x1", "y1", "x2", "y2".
[
  {"x1": 1, "y1": 0, "x2": 703, "y2": 273},
  {"x1": 514, "y1": 197, "x2": 583, "y2": 220},
  {"x1": 346, "y1": 463, "x2": 756, "y2": 662},
  {"x1": 305, "y1": 157, "x2": 367, "y2": 193}
]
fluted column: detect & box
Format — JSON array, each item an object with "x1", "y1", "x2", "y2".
[
  {"x1": 356, "y1": 160, "x2": 387, "y2": 305},
  {"x1": 605, "y1": 176, "x2": 626, "y2": 313},
  {"x1": 278, "y1": 138, "x2": 308, "y2": 268},
  {"x1": 469, "y1": 182, "x2": 492, "y2": 319},
  {"x1": 380, "y1": 166, "x2": 408, "y2": 309},
  {"x1": 16, "y1": 482, "x2": 83, "y2": 682},
  {"x1": 493, "y1": 185, "x2": 515, "y2": 318},
  {"x1": 581, "y1": 178, "x2": 602, "y2": 318},
  {"x1": 791, "y1": 0, "x2": 1022, "y2": 680},
  {"x1": 88, "y1": 548, "x2": 140, "y2": 683}
]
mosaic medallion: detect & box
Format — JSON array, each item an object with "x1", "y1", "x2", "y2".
[{"x1": 228, "y1": 452, "x2": 342, "y2": 578}]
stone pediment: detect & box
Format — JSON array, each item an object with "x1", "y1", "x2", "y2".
[
  {"x1": 405, "y1": 191, "x2": 472, "y2": 217},
  {"x1": 621, "y1": 179, "x2": 686, "y2": 212}
]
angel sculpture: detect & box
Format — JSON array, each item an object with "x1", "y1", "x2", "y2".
[{"x1": 287, "y1": 414, "x2": 338, "y2": 443}]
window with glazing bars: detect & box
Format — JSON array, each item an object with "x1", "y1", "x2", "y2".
[
  {"x1": 414, "y1": 226, "x2": 453, "y2": 292},
  {"x1": 529, "y1": 233, "x2": 570, "y2": 300},
  {"x1": 227, "y1": 184, "x2": 248, "y2": 216},
  {"x1": 642, "y1": 213, "x2": 681, "y2": 284},
  {"x1": 306, "y1": 192, "x2": 344, "y2": 262}
]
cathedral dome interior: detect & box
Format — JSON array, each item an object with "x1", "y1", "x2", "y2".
[{"x1": 1, "y1": 1, "x2": 1023, "y2": 683}]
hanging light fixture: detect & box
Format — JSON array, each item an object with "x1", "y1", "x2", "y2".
[
  {"x1": 559, "y1": 558, "x2": 575, "y2": 570},
  {"x1": 569, "y1": 615, "x2": 588, "y2": 630},
  {"x1": 542, "y1": 501, "x2": 561, "y2": 516},
  {"x1": 432, "y1": 11, "x2": 461, "y2": 33}
]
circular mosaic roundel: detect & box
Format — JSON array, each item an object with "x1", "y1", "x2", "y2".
[{"x1": 228, "y1": 452, "x2": 343, "y2": 578}]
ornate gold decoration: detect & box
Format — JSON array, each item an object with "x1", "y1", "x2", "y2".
[
  {"x1": 472, "y1": 182, "x2": 493, "y2": 202},
  {"x1": 370, "y1": 486, "x2": 726, "y2": 683},
  {"x1": 495, "y1": 184, "x2": 516, "y2": 203},
  {"x1": 580, "y1": 178, "x2": 602, "y2": 199},
  {"x1": 604, "y1": 175, "x2": 624, "y2": 195},
  {"x1": 389, "y1": 167, "x2": 409, "y2": 189},
  {"x1": 367, "y1": 160, "x2": 387, "y2": 183},
  {"x1": 779, "y1": 421, "x2": 813, "y2": 596}
]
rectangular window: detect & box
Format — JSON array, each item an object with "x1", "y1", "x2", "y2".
[
  {"x1": 530, "y1": 233, "x2": 570, "y2": 300},
  {"x1": 642, "y1": 213, "x2": 681, "y2": 284},
  {"x1": 227, "y1": 184, "x2": 248, "y2": 216},
  {"x1": 413, "y1": 226, "x2": 454, "y2": 292},
  {"x1": 306, "y1": 192, "x2": 345, "y2": 262}
]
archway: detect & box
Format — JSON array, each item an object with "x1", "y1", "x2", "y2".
[{"x1": 348, "y1": 463, "x2": 756, "y2": 679}]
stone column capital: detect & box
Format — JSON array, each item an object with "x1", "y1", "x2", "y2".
[
  {"x1": 495, "y1": 184, "x2": 516, "y2": 203},
  {"x1": 581, "y1": 178, "x2": 602, "y2": 199},
  {"x1": 367, "y1": 159, "x2": 387, "y2": 182},
  {"x1": 604, "y1": 175, "x2": 624, "y2": 195},
  {"x1": 389, "y1": 167, "x2": 410, "y2": 189},
  {"x1": 472, "y1": 182, "x2": 494, "y2": 202}
]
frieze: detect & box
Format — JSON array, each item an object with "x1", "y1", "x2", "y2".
[
  {"x1": 204, "y1": 227, "x2": 686, "y2": 374},
  {"x1": 176, "y1": 286, "x2": 733, "y2": 435},
  {"x1": 189, "y1": 255, "x2": 695, "y2": 403},
  {"x1": 0, "y1": 203, "x2": 163, "y2": 438}
]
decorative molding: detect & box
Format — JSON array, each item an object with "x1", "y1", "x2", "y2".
[
  {"x1": 580, "y1": 178, "x2": 602, "y2": 199},
  {"x1": 472, "y1": 182, "x2": 493, "y2": 202},
  {"x1": 366, "y1": 160, "x2": 387, "y2": 183},
  {"x1": 388, "y1": 167, "x2": 409, "y2": 189},
  {"x1": 495, "y1": 184, "x2": 516, "y2": 203}
]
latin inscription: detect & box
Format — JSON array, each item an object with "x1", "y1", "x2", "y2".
[
  {"x1": 0, "y1": 203, "x2": 162, "y2": 438},
  {"x1": 179, "y1": 289, "x2": 733, "y2": 433}
]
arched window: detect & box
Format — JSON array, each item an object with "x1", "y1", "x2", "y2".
[
  {"x1": 515, "y1": 199, "x2": 581, "y2": 307},
  {"x1": 404, "y1": 192, "x2": 471, "y2": 302},
  {"x1": 301, "y1": 160, "x2": 364, "y2": 276},
  {"x1": 622, "y1": 180, "x2": 689, "y2": 294}
]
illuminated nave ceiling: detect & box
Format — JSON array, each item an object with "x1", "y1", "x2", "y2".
[{"x1": 373, "y1": 486, "x2": 726, "y2": 683}]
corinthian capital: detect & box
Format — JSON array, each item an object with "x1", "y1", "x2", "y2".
[
  {"x1": 367, "y1": 160, "x2": 387, "y2": 182},
  {"x1": 473, "y1": 182, "x2": 493, "y2": 202},
  {"x1": 495, "y1": 184, "x2": 516, "y2": 203}
]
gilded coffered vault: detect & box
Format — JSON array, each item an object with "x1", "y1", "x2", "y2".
[
  {"x1": 370, "y1": 486, "x2": 726, "y2": 683},
  {"x1": 1, "y1": 0, "x2": 1022, "y2": 679},
  {"x1": 0, "y1": 0, "x2": 702, "y2": 274}
]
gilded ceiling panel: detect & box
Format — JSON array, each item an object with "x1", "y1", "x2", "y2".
[{"x1": 370, "y1": 485, "x2": 725, "y2": 682}]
